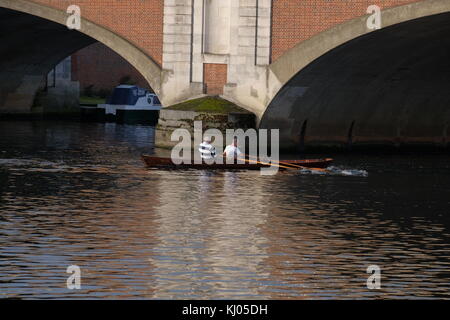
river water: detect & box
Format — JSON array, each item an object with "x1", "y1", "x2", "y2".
[{"x1": 0, "y1": 120, "x2": 449, "y2": 299}]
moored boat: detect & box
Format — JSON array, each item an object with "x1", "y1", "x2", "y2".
[
  {"x1": 141, "y1": 155, "x2": 333, "y2": 170},
  {"x1": 81, "y1": 85, "x2": 162, "y2": 125}
]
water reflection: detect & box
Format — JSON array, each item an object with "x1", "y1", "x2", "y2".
[
  {"x1": 0, "y1": 121, "x2": 449, "y2": 299},
  {"x1": 147, "y1": 170, "x2": 270, "y2": 298}
]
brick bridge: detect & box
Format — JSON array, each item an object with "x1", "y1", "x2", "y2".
[{"x1": 1, "y1": 0, "x2": 449, "y2": 149}]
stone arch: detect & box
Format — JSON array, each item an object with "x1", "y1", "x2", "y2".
[
  {"x1": 267, "y1": 0, "x2": 450, "y2": 107},
  {"x1": 261, "y1": 1, "x2": 450, "y2": 150},
  {"x1": 0, "y1": 0, "x2": 162, "y2": 95}
]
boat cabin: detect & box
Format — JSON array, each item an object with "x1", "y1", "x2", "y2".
[{"x1": 108, "y1": 85, "x2": 161, "y2": 108}]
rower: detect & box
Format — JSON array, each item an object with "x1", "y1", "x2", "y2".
[
  {"x1": 199, "y1": 136, "x2": 216, "y2": 160},
  {"x1": 223, "y1": 137, "x2": 242, "y2": 159}
]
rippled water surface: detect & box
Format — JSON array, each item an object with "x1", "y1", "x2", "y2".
[{"x1": 0, "y1": 120, "x2": 449, "y2": 299}]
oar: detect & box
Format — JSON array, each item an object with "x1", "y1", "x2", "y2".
[
  {"x1": 237, "y1": 157, "x2": 295, "y2": 170},
  {"x1": 245, "y1": 154, "x2": 329, "y2": 172}
]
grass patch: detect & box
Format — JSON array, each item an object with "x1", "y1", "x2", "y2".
[
  {"x1": 167, "y1": 96, "x2": 250, "y2": 114},
  {"x1": 80, "y1": 96, "x2": 106, "y2": 105}
]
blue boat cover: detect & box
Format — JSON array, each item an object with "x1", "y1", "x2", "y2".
[{"x1": 108, "y1": 86, "x2": 139, "y2": 105}]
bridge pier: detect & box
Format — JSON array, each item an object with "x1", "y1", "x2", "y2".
[
  {"x1": 160, "y1": 0, "x2": 273, "y2": 119},
  {"x1": 0, "y1": 75, "x2": 43, "y2": 113}
]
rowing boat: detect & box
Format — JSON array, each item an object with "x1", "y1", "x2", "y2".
[{"x1": 141, "y1": 155, "x2": 333, "y2": 170}]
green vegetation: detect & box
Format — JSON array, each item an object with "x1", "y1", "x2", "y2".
[
  {"x1": 167, "y1": 96, "x2": 250, "y2": 114},
  {"x1": 79, "y1": 95, "x2": 106, "y2": 105}
]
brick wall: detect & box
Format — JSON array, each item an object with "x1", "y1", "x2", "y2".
[
  {"x1": 72, "y1": 42, "x2": 151, "y2": 94},
  {"x1": 29, "y1": 0, "x2": 423, "y2": 69},
  {"x1": 271, "y1": 0, "x2": 422, "y2": 61},
  {"x1": 204, "y1": 64, "x2": 228, "y2": 96},
  {"x1": 30, "y1": 0, "x2": 164, "y2": 65}
]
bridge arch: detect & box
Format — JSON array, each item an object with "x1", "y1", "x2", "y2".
[
  {"x1": 262, "y1": 0, "x2": 450, "y2": 150},
  {"x1": 0, "y1": 0, "x2": 162, "y2": 112},
  {"x1": 267, "y1": 0, "x2": 450, "y2": 100}
]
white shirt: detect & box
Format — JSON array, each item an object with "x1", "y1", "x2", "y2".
[
  {"x1": 199, "y1": 142, "x2": 216, "y2": 159},
  {"x1": 223, "y1": 145, "x2": 242, "y2": 158}
]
